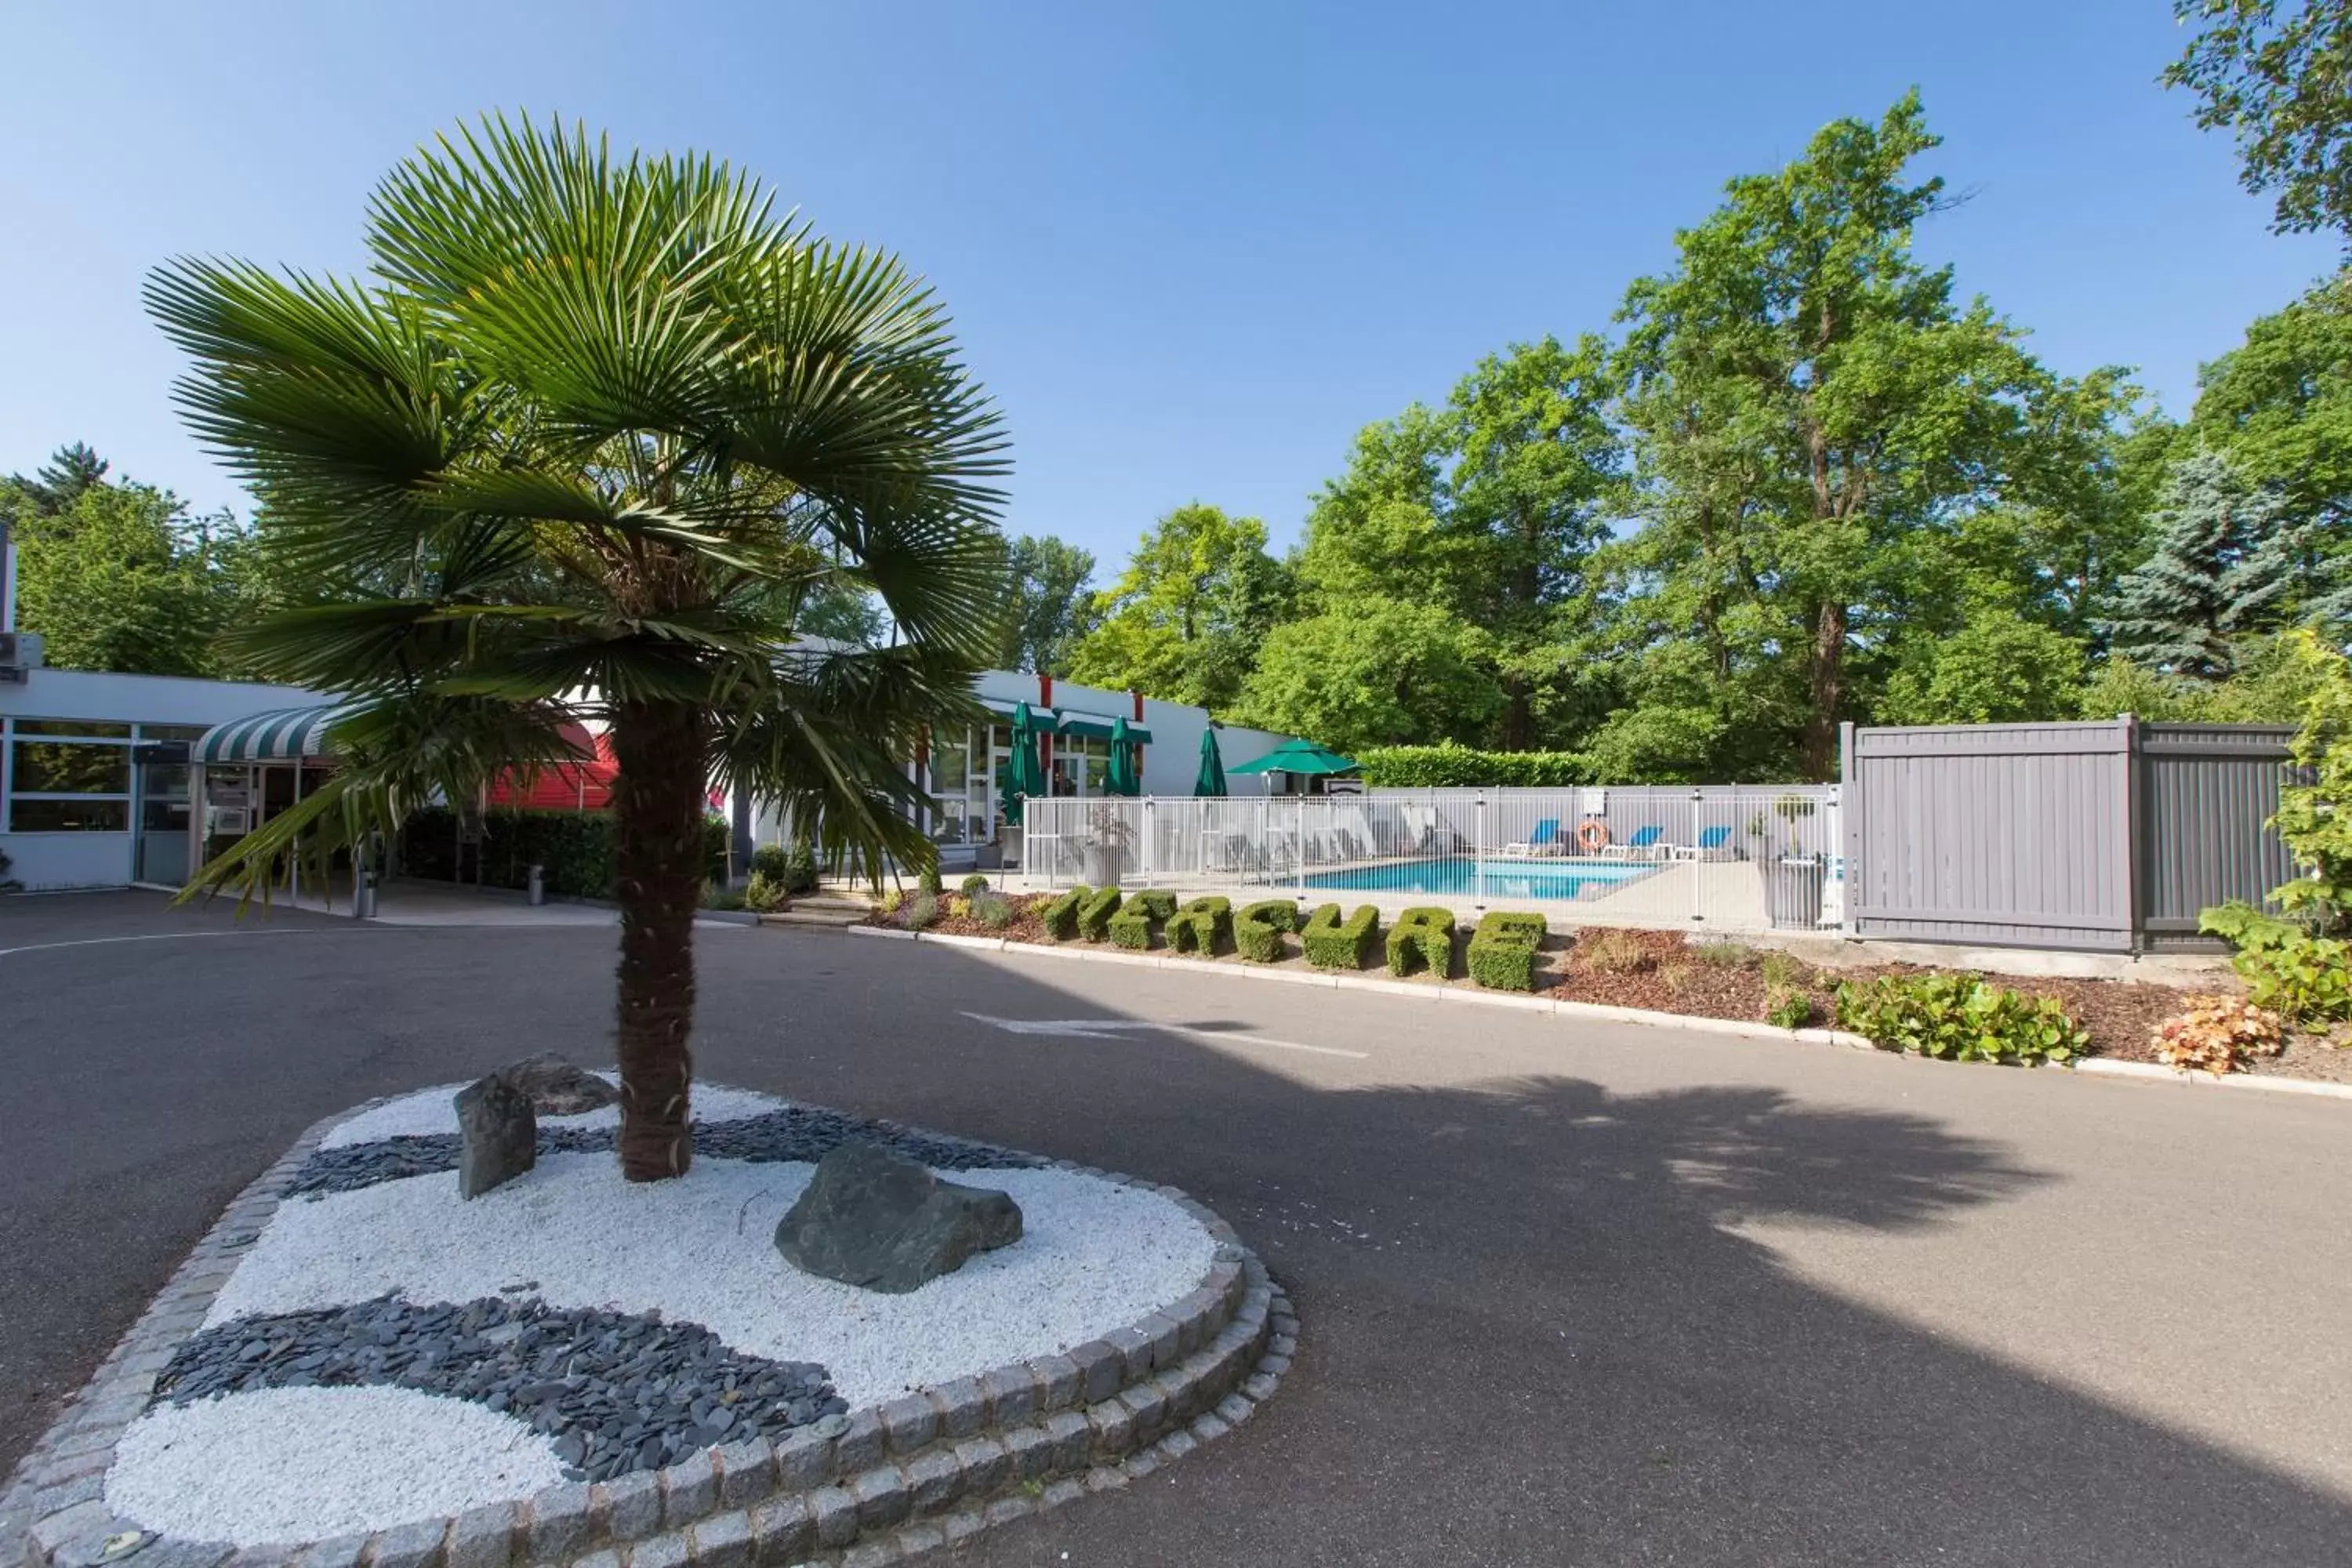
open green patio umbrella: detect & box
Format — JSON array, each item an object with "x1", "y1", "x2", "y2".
[
  {"x1": 1227, "y1": 738, "x2": 1359, "y2": 776},
  {"x1": 1106, "y1": 714, "x2": 1142, "y2": 796},
  {"x1": 1193, "y1": 725, "x2": 1228, "y2": 797},
  {"x1": 998, "y1": 701, "x2": 1047, "y2": 825}
]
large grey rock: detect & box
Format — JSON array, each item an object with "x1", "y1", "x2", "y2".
[
  {"x1": 494, "y1": 1052, "x2": 620, "y2": 1116},
  {"x1": 455, "y1": 1074, "x2": 536, "y2": 1199},
  {"x1": 775, "y1": 1143, "x2": 1021, "y2": 1294}
]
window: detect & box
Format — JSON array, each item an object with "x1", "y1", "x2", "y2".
[
  {"x1": 138, "y1": 724, "x2": 214, "y2": 743},
  {"x1": 5, "y1": 717, "x2": 137, "y2": 833}
]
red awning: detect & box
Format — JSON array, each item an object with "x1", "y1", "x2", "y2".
[{"x1": 488, "y1": 724, "x2": 615, "y2": 811}]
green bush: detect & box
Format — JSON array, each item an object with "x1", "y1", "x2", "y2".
[
  {"x1": 904, "y1": 891, "x2": 940, "y2": 931},
  {"x1": 1076, "y1": 885, "x2": 1124, "y2": 941},
  {"x1": 701, "y1": 880, "x2": 746, "y2": 911},
  {"x1": 1301, "y1": 903, "x2": 1380, "y2": 969},
  {"x1": 1386, "y1": 906, "x2": 1455, "y2": 978},
  {"x1": 1764, "y1": 984, "x2": 1816, "y2": 1029},
  {"x1": 1168, "y1": 895, "x2": 1234, "y2": 955},
  {"x1": 1465, "y1": 910, "x2": 1546, "y2": 991},
  {"x1": 1833, "y1": 972, "x2": 2090, "y2": 1065},
  {"x1": 1128, "y1": 889, "x2": 1181, "y2": 922},
  {"x1": 1356, "y1": 742, "x2": 1588, "y2": 789},
  {"x1": 960, "y1": 873, "x2": 990, "y2": 895},
  {"x1": 1106, "y1": 904, "x2": 1152, "y2": 949},
  {"x1": 742, "y1": 871, "x2": 788, "y2": 913},
  {"x1": 971, "y1": 891, "x2": 1015, "y2": 931},
  {"x1": 1235, "y1": 899, "x2": 1301, "y2": 963},
  {"x1": 918, "y1": 860, "x2": 944, "y2": 897},
  {"x1": 2199, "y1": 902, "x2": 2352, "y2": 1026},
  {"x1": 1041, "y1": 885, "x2": 1089, "y2": 942}
]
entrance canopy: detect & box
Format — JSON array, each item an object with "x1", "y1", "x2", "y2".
[{"x1": 195, "y1": 704, "x2": 347, "y2": 764}]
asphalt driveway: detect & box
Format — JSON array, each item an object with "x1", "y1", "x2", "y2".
[{"x1": 3, "y1": 891, "x2": 2347, "y2": 1566}]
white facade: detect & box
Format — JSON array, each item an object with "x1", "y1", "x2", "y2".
[{"x1": 0, "y1": 667, "x2": 325, "y2": 891}]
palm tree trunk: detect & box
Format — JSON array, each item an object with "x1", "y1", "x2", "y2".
[{"x1": 610, "y1": 699, "x2": 708, "y2": 1181}]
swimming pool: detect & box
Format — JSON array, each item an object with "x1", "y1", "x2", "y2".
[{"x1": 1301, "y1": 857, "x2": 1655, "y2": 900}]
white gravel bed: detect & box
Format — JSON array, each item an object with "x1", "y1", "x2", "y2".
[
  {"x1": 205, "y1": 1153, "x2": 1218, "y2": 1408},
  {"x1": 106, "y1": 1385, "x2": 565, "y2": 1545},
  {"x1": 320, "y1": 1076, "x2": 785, "y2": 1148}
]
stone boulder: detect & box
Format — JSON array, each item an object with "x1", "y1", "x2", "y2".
[
  {"x1": 774, "y1": 1143, "x2": 1022, "y2": 1294},
  {"x1": 455, "y1": 1074, "x2": 536, "y2": 1199},
  {"x1": 493, "y1": 1052, "x2": 620, "y2": 1116}
]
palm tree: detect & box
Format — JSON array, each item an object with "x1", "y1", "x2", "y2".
[{"x1": 147, "y1": 117, "x2": 1009, "y2": 1181}]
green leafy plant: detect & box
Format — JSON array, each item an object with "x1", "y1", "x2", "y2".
[
  {"x1": 1833, "y1": 972, "x2": 2090, "y2": 1065},
  {"x1": 2198, "y1": 903, "x2": 2352, "y2": 1026},
  {"x1": 742, "y1": 871, "x2": 788, "y2": 913},
  {"x1": 1575, "y1": 928, "x2": 1653, "y2": 975},
  {"x1": 959, "y1": 873, "x2": 990, "y2": 896},
  {"x1": 1076, "y1": 885, "x2": 1123, "y2": 941},
  {"x1": 1466, "y1": 910, "x2": 1547, "y2": 991},
  {"x1": 904, "y1": 891, "x2": 941, "y2": 931},
  {"x1": 1301, "y1": 903, "x2": 1380, "y2": 970},
  {"x1": 1764, "y1": 984, "x2": 1816, "y2": 1030},
  {"x1": 1168, "y1": 895, "x2": 1234, "y2": 955},
  {"x1": 1041, "y1": 885, "x2": 1089, "y2": 942},
  {"x1": 877, "y1": 888, "x2": 905, "y2": 916},
  {"x1": 1235, "y1": 899, "x2": 1301, "y2": 963},
  {"x1": 1386, "y1": 906, "x2": 1455, "y2": 978},
  {"x1": 2150, "y1": 993, "x2": 2285, "y2": 1075},
  {"x1": 971, "y1": 891, "x2": 1015, "y2": 931}
]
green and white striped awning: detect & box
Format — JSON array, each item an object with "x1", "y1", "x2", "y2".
[{"x1": 195, "y1": 705, "x2": 347, "y2": 764}]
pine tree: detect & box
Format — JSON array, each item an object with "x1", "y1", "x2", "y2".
[
  {"x1": 12, "y1": 442, "x2": 111, "y2": 515},
  {"x1": 2103, "y1": 449, "x2": 2303, "y2": 677}
]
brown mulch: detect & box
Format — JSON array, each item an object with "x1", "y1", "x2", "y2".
[
  {"x1": 858, "y1": 898, "x2": 2352, "y2": 1083},
  {"x1": 862, "y1": 890, "x2": 1055, "y2": 945}
]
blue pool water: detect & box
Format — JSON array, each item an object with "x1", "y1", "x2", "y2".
[{"x1": 1301, "y1": 857, "x2": 1654, "y2": 899}]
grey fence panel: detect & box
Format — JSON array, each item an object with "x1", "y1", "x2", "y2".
[
  {"x1": 1846, "y1": 721, "x2": 2137, "y2": 952},
  {"x1": 2137, "y1": 724, "x2": 2296, "y2": 948}
]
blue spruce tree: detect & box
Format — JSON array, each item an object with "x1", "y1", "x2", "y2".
[{"x1": 2103, "y1": 449, "x2": 2304, "y2": 677}]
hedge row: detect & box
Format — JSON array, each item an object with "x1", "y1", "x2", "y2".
[
  {"x1": 1301, "y1": 903, "x2": 1379, "y2": 969},
  {"x1": 1169, "y1": 895, "x2": 1233, "y2": 954},
  {"x1": 1109, "y1": 889, "x2": 1179, "y2": 949},
  {"x1": 1235, "y1": 898, "x2": 1301, "y2": 962},
  {"x1": 402, "y1": 807, "x2": 728, "y2": 899},
  {"x1": 1355, "y1": 743, "x2": 1589, "y2": 789},
  {"x1": 1466, "y1": 910, "x2": 1548, "y2": 991},
  {"x1": 1386, "y1": 906, "x2": 1456, "y2": 977}
]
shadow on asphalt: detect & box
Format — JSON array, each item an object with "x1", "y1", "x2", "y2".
[{"x1": 5, "y1": 894, "x2": 2346, "y2": 1566}]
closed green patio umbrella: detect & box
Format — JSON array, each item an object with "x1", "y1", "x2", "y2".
[
  {"x1": 1193, "y1": 725, "x2": 1228, "y2": 797},
  {"x1": 998, "y1": 701, "x2": 1047, "y2": 825},
  {"x1": 1227, "y1": 738, "x2": 1358, "y2": 776},
  {"x1": 1106, "y1": 714, "x2": 1142, "y2": 796}
]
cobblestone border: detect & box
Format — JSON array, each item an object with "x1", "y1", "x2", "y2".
[{"x1": 2, "y1": 1094, "x2": 1290, "y2": 1568}]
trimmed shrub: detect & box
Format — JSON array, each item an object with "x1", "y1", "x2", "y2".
[
  {"x1": 960, "y1": 873, "x2": 990, "y2": 895},
  {"x1": 1236, "y1": 899, "x2": 1301, "y2": 963},
  {"x1": 1042, "y1": 885, "x2": 1090, "y2": 942},
  {"x1": 1356, "y1": 742, "x2": 1588, "y2": 789},
  {"x1": 972, "y1": 891, "x2": 1016, "y2": 931},
  {"x1": 1076, "y1": 886, "x2": 1124, "y2": 941},
  {"x1": 1386, "y1": 906, "x2": 1455, "y2": 978},
  {"x1": 1301, "y1": 903, "x2": 1380, "y2": 970},
  {"x1": 904, "y1": 891, "x2": 940, "y2": 930},
  {"x1": 1128, "y1": 889, "x2": 1181, "y2": 922},
  {"x1": 742, "y1": 871, "x2": 788, "y2": 913},
  {"x1": 1834, "y1": 972, "x2": 2090, "y2": 1065},
  {"x1": 1466, "y1": 910, "x2": 1546, "y2": 991},
  {"x1": 1168, "y1": 896, "x2": 1234, "y2": 955},
  {"x1": 1107, "y1": 902, "x2": 1154, "y2": 949},
  {"x1": 2150, "y1": 994, "x2": 2284, "y2": 1075}
]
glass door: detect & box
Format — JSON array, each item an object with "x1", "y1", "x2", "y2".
[{"x1": 134, "y1": 757, "x2": 192, "y2": 885}]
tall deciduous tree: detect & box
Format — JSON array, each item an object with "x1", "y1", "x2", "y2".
[
  {"x1": 2102, "y1": 448, "x2": 2304, "y2": 676},
  {"x1": 151, "y1": 116, "x2": 1007, "y2": 1182},
  {"x1": 1000, "y1": 533, "x2": 1097, "y2": 672},
  {"x1": 2168, "y1": 0, "x2": 2352, "y2": 237},
  {"x1": 1065, "y1": 504, "x2": 1288, "y2": 710},
  {"x1": 1614, "y1": 93, "x2": 2125, "y2": 777}
]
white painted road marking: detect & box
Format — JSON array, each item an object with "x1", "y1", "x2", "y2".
[{"x1": 959, "y1": 1012, "x2": 1370, "y2": 1060}]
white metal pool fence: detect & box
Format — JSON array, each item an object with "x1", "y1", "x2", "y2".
[{"x1": 1018, "y1": 786, "x2": 1843, "y2": 935}]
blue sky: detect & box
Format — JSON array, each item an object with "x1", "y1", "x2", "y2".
[{"x1": 2, "y1": 1, "x2": 2336, "y2": 572}]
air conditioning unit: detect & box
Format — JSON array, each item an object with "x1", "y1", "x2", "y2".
[{"x1": 0, "y1": 631, "x2": 41, "y2": 684}]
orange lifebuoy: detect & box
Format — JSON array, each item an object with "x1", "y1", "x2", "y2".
[{"x1": 1577, "y1": 819, "x2": 1610, "y2": 853}]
